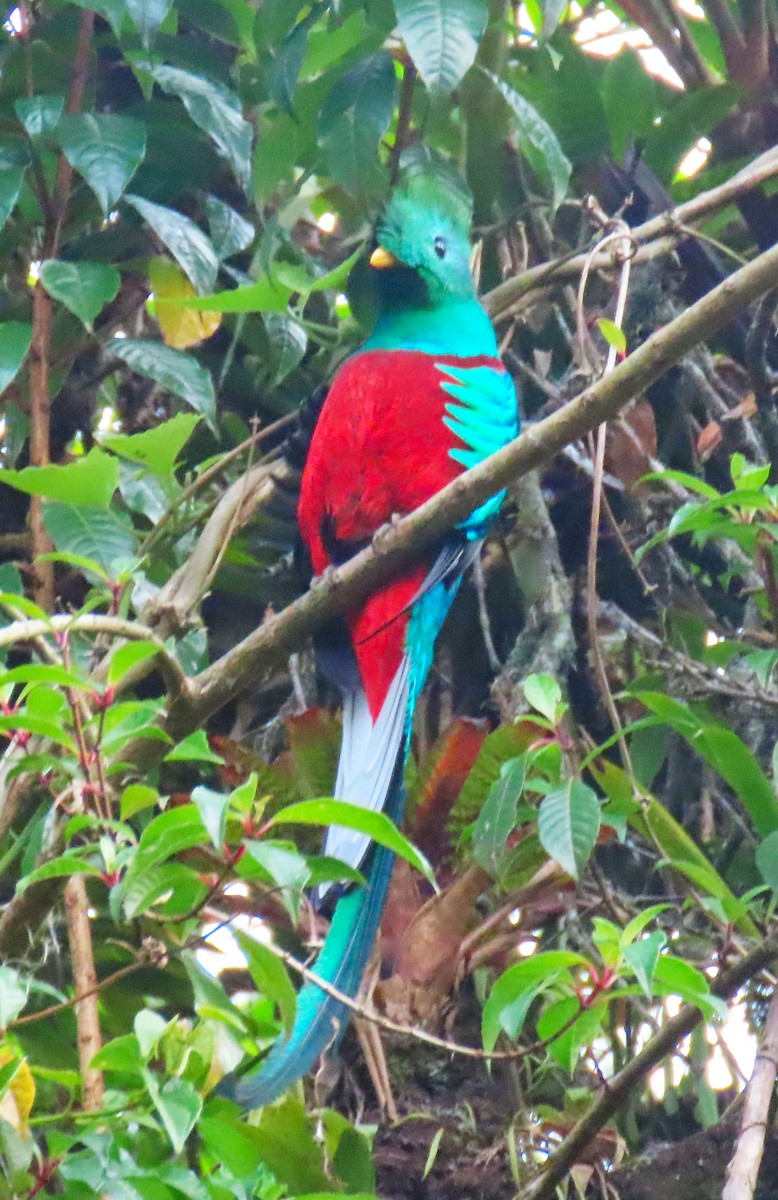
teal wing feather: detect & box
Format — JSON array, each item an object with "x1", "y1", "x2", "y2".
[{"x1": 436, "y1": 362, "x2": 519, "y2": 534}]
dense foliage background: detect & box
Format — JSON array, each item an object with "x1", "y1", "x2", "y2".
[{"x1": 3, "y1": 1, "x2": 778, "y2": 1197}]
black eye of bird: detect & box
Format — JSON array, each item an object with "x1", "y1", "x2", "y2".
[{"x1": 433, "y1": 236, "x2": 447, "y2": 259}]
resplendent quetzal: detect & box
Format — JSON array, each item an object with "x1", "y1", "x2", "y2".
[{"x1": 231, "y1": 172, "x2": 518, "y2": 1107}]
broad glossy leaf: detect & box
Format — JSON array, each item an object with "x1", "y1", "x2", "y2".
[
  {"x1": 0, "y1": 322, "x2": 32, "y2": 394},
  {"x1": 165, "y1": 730, "x2": 224, "y2": 764},
  {"x1": 757, "y1": 831, "x2": 778, "y2": 892},
  {"x1": 244, "y1": 840, "x2": 310, "y2": 919},
  {"x1": 485, "y1": 71, "x2": 571, "y2": 207},
  {"x1": 173, "y1": 275, "x2": 292, "y2": 314},
  {"x1": 15, "y1": 94, "x2": 64, "y2": 137},
  {"x1": 120, "y1": 783, "x2": 159, "y2": 820},
  {"x1": 17, "y1": 855, "x2": 103, "y2": 891},
  {"x1": 602, "y1": 50, "x2": 656, "y2": 161},
  {"x1": 318, "y1": 51, "x2": 394, "y2": 196},
  {"x1": 43, "y1": 502, "x2": 137, "y2": 575},
  {"x1": 100, "y1": 412, "x2": 200, "y2": 475},
  {"x1": 107, "y1": 640, "x2": 161, "y2": 686},
  {"x1": 123, "y1": 862, "x2": 207, "y2": 919},
  {"x1": 395, "y1": 0, "x2": 487, "y2": 94},
  {"x1": 205, "y1": 195, "x2": 255, "y2": 260},
  {"x1": 125, "y1": 0, "x2": 171, "y2": 45},
  {"x1": 0, "y1": 169, "x2": 25, "y2": 232},
  {"x1": 147, "y1": 65, "x2": 253, "y2": 188},
  {"x1": 272, "y1": 798, "x2": 435, "y2": 885},
  {"x1": 191, "y1": 785, "x2": 229, "y2": 850},
  {"x1": 652, "y1": 954, "x2": 726, "y2": 1019},
  {"x1": 269, "y1": 20, "x2": 310, "y2": 112},
  {"x1": 107, "y1": 337, "x2": 216, "y2": 431},
  {"x1": 623, "y1": 930, "x2": 665, "y2": 997},
  {"x1": 56, "y1": 114, "x2": 146, "y2": 212},
  {"x1": 144, "y1": 1072, "x2": 201, "y2": 1154},
  {"x1": 482, "y1": 950, "x2": 585, "y2": 1052},
  {"x1": 125, "y1": 195, "x2": 218, "y2": 295},
  {"x1": 39, "y1": 260, "x2": 120, "y2": 328},
  {"x1": 472, "y1": 755, "x2": 525, "y2": 878},
  {"x1": 264, "y1": 312, "x2": 307, "y2": 385},
  {"x1": 149, "y1": 257, "x2": 221, "y2": 349},
  {"x1": 538, "y1": 780, "x2": 600, "y2": 880},
  {"x1": 131, "y1": 804, "x2": 207, "y2": 872},
  {"x1": 0, "y1": 967, "x2": 27, "y2": 1026},
  {"x1": 524, "y1": 673, "x2": 561, "y2": 723},
  {"x1": 0, "y1": 448, "x2": 118, "y2": 508}
]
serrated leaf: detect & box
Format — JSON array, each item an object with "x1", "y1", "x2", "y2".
[
  {"x1": 235, "y1": 929, "x2": 296, "y2": 1037},
  {"x1": 42, "y1": 501, "x2": 137, "y2": 575},
  {"x1": 56, "y1": 114, "x2": 146, "y2": 212},
  {"x1": 0, "y1": 448, "x2": 118, "y2": 508},
  {"x1": 395, "y1": 0, "x2": 488, "y2": 94},
  {"x1": 146, "y1": 64, "x2": 253, "y2": 188},
  {"x1": 0, "y1": 322, "x2": 32, "y2": 394},
  {"x1": 484, "y1": 71, "x2": 571, "y2": 208},
  {"x1": 472, "y1": 755, "x2": 525, "y2": 878},
  {"x1": 125, "y1": 194, "x2": 218, "y2": 295},
  {"x1": 100, "y1": 412, "x2": 200, "y2": 474},
  {"x1": 106, "y1": 338, "x2": 216, "y2": 431},
  {"x1": 39, "y1": 260, "x2": 120, "y2": 328},
  {"x1": 538, "y1": 780, "x2": 600, "y2": 880}
]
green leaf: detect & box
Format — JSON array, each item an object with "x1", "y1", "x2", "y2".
[
  {"x1": 0, "y1": 322, "x2": 32, "y2": 393},
  {"x1": 107, "y1": 640, "x2": 161, "y2": 685},
  {"x1": 120, "y1": 783, "x2": 159, "y2": 820},
  {"x1": 144, "y1": 1072, "x2": 201, "y2": 1154},
  {"x1": 597, "y1": 318, "x2": 626, "y2": 355},
  {"x1": 191, "y1": 785, "x2": 229, "y2": 850},
  {"x1": 56, "y1": 114, "x2": 146, "y2": 212},
  {"x1": 0, "y1": 448, "x2": 118, "y2": 508},
  {"x1": 602, "y1": 50, "x2": 656, "y2": 161},
  {"x1": 235, "y1": 929, "x2": 296, "y2": 1037},
  {"x1": 395, "y1": 0, "x2": 488, "y2": 94},
  {"x1": 269, "y1": 19, "x2": 310, "y2": 112},
  {"x1": 0, "y1": 966, "x2": 27, "y2": 1026},
  {"x1": 90, "y1": 1034, "x2": 144, "y2": 1074},
  {"x1": 42, "y1": 502, "x2": 137, "y2": 575},
  {"x1": 244, "y1": 841, "x2": 310, "y2": 919},
  {"x1": 272, "y1": 798, "x2": 436, "y2": 886},
  {"x1": 126, "y1": 0, "x2": 171, "y2": 45},
  {"x1": 39, "y1": 260, "x2": 120, "y2": 328},
  {"x1": 107, "y1": 338, "x2": 216, "y2": 431},
  {"x1": 635, "y1": 692, "x2": 778, "y2": 837},
  {"x1": 15, "y1": 94, "x2": 65, "y2": 137},
  {"x1": 264, "y1": 313, "x2": 307, "y2": 385},
  {"x1": 643, "y1": 84, "x2": 741, "y2": 183},
  {"x1": 524, "y1": 674, "x2": 561, "y2": 722},
  {"x1": 164, "y1": 730, "x2": 224, "y2": 764},
  {"x1": 100, "y1": 412, "x2": 200, "y2": 475},
  {"x1": 125, "y1": 194, "x2": 218, "y2": 294},
  {"x1": 199, "y1": 1116, "x2": 265, "y2": 1181},
  {"x1": 317, "y1": 51, "x2": 394, "y2": 197},
  {"x1": 482, "y1": 951, "x2": 586, "y2": 1052},
  {"x1": 652, "y1": 955, "x2": 726, "y2": 1019},
  {"x1": 146, "y1": 65, "x2": 253, "y2": 188},
  {"x1": 757, "y1": 831, "x2": 778, "y2": 893},
  {"x1": 123, "y1": 862, "x2": 207, "y2": 919},
  {"x1": 173, "y1": 275, "x2": 292, "y2": 314},
  {"x1": 17, "y1": 855, "x2": 103, "y2": 891},
  {"x1": 538, "y1": 780, "x2": 600, "y2": 880},
  {"x1": 129, "y1": 804, "x2": 207, "y2": 873},
  {"x1": 0, "y1": 169, "x2": 25, "y2": 233},
  {"x1": 205, "y1": 195, "x2": 255, "y2": 260},
  {"x1": 484, "y1": 71, "x2": 571, "y2": 208},
  {"x1": 623, "y1": 930, "x2": 665, "y2": 997},
  {"x1": 472, "y1": 755, "x2": 525, "y2": 878}
]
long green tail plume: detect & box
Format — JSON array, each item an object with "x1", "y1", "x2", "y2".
[{"x1": 227, "y1": 756, "x2": 404, "y2": 1109}]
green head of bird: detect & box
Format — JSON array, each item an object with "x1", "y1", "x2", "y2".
[{"x1": 369, "y1": 173, "x2": 475, "y2": 309}]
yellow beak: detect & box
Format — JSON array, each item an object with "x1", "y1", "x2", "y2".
[{"x1": 369, "y1": 245, "x2": 399, "y2": 269}]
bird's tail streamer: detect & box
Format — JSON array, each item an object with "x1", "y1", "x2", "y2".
[{"x1": 225, "y1": 748, "x2": 405, "y2": 1110}]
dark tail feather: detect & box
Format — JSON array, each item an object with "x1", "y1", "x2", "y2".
[{"x1": 226, "y1": 754, "x2": 404, "y2": 1109}]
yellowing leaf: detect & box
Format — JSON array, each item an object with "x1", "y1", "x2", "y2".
[
  {"x1": 149, "y1": 257, "x2": 221, "y2": 349},
  {"x1": 0, "y1": 1049, "x2": 35, "y2": 1134}
]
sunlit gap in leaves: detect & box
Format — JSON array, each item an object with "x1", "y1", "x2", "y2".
[
  {"x1": 647, "y1": 996, "x2": 756, "y2": 1098},
  {"x1": 196, "y1": 881, "x2": 271, "y2": 986},
  {"x1": 3, "y1": 7, "x2": 22, "y2": 36},
  {"x1": 27, "y1": 260, "x2": 41, "y2": 287},
  {"x1": 678, "y1": 137, "x2": 713, "y2": 180},
  {"x1": 317, "y1": 212, "x2": 338, "y2": 235}
]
